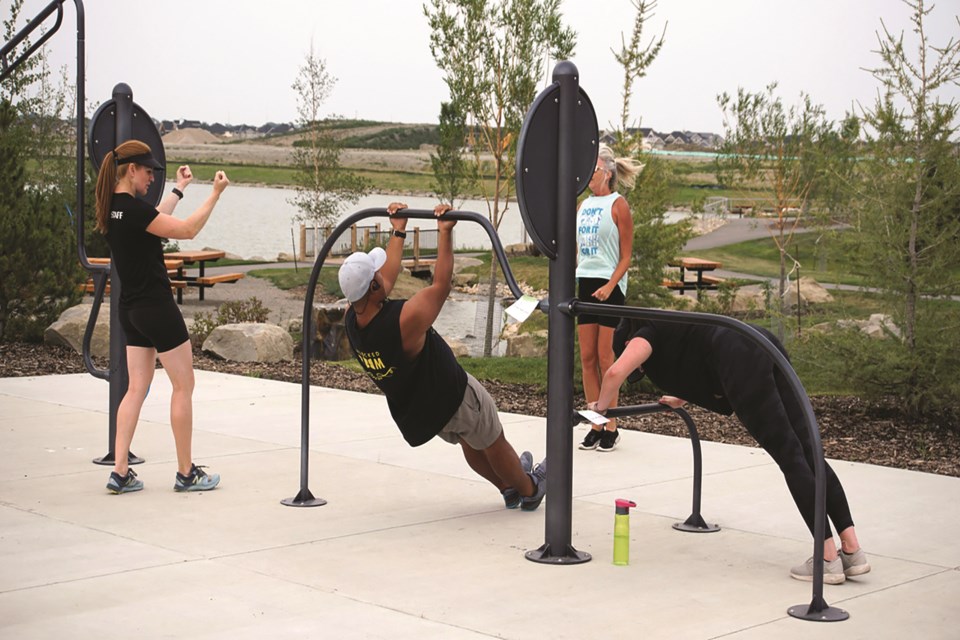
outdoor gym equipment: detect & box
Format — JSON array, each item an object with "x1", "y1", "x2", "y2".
[{"x1": 1, "y1": 1, "x2": 167, "y2": 468}]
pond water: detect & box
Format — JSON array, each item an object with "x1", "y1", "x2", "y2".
[{"x1": 167, "y1": 182, "x2": 691, "y2": 260}]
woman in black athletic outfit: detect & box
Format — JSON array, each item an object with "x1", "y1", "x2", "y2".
[{"x1": 94, "y1": 139, "x2": 229, "y2": 494}]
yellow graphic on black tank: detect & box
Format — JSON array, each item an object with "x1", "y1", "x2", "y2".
[{"x1": 356, "y1": 349, "x2": 396, "y2": 381}]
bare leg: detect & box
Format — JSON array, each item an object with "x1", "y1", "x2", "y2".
[
  {"x1": 460, "y1": 434, "x2": 535, "y2": 496},
  {"x1": 597, "y1": 324, "x2": 618, "y2": 431},
  {"x1": 578, "y1": 323, "x2": 603, "y2": 436},
  {"x1": 114, "y1": 346, "x2": 157, "y2": 477},
  {"x1": 837, "y1": 525, "x2": 861, "y2": 554},
  {"x1": 157, "y1": 340, "x2": 195, "y2": 476}
]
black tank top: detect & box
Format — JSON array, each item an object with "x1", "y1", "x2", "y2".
[{"x1": 345, "y1": 299, "x2": 467, "y2": 446}]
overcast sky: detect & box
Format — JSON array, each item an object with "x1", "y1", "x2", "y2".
[{"x1": 8, "y1": 0, "x2": 960, "y2": 134}]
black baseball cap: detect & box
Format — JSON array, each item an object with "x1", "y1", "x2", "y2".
[{"x1": 116, "y1": 150, "x2": 163, "y2": 170}]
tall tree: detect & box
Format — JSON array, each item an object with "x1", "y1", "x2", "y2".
[
  {"x1": 424, "y1": 0, "x2": 575, "y2": 356},
  {"x1": 430, "y1": 100, "x2": 477, "y2": 207},
  {"x1": 289, "y1": 44, "x2": 367, "y2": 233},
  {"x1": 606, "y1": 0, "x2": 688, "y2": 308},
  {"x1": 837, "y1": 0, "x2": 960, "y2": 415},
  {"x1": 717, "y1": 83, "x2": 834, "y2": 326}
]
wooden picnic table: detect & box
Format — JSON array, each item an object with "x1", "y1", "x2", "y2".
[
  {"x1": 164, "y1": 250, "x2": 247, "y2": 304},
  {"x1": 665, "y1": 257, "x2": 724, "y2": 299}
]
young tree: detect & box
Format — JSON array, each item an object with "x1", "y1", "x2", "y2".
[
  {"x1": 836, "y1": 0, "x2": 960, "y2": 415},
  {"x1": 430, "y1": 100, "x2": 477, "y2": 207},
  {"x1": 289, "y1": 44, "x2": 367, "y2": 234},
  {"x1": 717, "y1": 83, "x2": 834, "y2": 326},
  {"x1": 606, "y1": 0, "x2": 689, "y2": 308},
  {"x1": 423, "y1": 0, "x2": 575, "y2": 356}
]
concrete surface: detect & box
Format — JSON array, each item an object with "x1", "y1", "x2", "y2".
[{"x1": 2, "y1": 371, "x2": 958, "y2": 639}]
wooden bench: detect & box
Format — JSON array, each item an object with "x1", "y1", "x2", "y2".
[
  {"x1": 194, "y1": 272, "x2": 245, "y2": 286},
  {"x1": 80, "y1": 280, "x2": 187, "y2": 295}
]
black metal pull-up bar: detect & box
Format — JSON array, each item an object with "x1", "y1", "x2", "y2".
[{"x1": 282, "y1": 207, "x2": 523, "y2": 508}]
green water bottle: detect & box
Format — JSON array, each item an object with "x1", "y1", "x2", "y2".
[{"x1": 613, "y1": 498, "x2": 637, "y2": 566}]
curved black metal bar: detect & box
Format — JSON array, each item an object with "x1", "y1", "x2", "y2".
[
  {"x1": 601, "y1": 402, "x2": 718, "y2": 533},
  {"x1": 573, "y1": 301, "x2": 838, "y2": 617},
  {"x1": 80, "y1": 270, "x2": 109, "y2": 380},
  {"x1": 283, "y1": 207, "x2": 526, "y2": 506},
  {"x1": 0, "y1": 1, "x2": 63, "y2": 81}
]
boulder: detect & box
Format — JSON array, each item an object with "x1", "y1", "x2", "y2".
[
  {"x1": 812, "y1": 313, "x2": 902, "y2": 340},
  {"x1": 781, "y1": 277, "x2": 834, "y2": 308},
  {"x1": 505, "y1": 330, "x2": 549, "y2": 357},
  {"x1": 312, "y1": 302, "x2": 352, "y2": 360},
  {"x1": 445, "y1": 338, "x2": 471, "y2": 357},
  {"x1": 202, "y1": 323, "x2": 294, "y2": 362},
  {"x1": 453, "y1": 272, "x2": 478, "y2": 287},
  {"x1": 45, "y1": 304, "x2": 110, "y2": 358},
  {"x1": 730, "y1": 286, "x2": 768, "y2": 314}
]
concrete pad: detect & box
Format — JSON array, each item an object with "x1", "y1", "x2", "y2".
[{"x1": 1, "y1": 371, "x2": 958, "y2": 638}]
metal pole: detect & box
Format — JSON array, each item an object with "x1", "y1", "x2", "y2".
[
  {"x1": 526, "y1": 61, "x2": 589, "y2": 564},
  {"x1": 93, "y1": 83, "x2": 141, "y2": 466}
]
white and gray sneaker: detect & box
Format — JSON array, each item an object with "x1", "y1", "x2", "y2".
[
  {"x1": 840, "y1": 548, "x2": 871, "y2": 577},
  {"x1": 790, "y1": 556, "x2": 846, "y2": 584},
  {"x1": 520, "y1": 458, "x2": 547, "y2": 511}
]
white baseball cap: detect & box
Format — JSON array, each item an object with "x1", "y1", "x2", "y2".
[{"x1": 338, "y1": 247, "x2": 387, "y2": 302}]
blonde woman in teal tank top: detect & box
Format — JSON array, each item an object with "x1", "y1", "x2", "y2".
[{"x1": 576, "y1": 144, "x2": 642, "y2": 452}]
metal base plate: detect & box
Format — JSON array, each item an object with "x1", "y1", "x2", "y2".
[
  {"x1": 281, "y1": 488, "x2": 328, "y2": 508},
  {"x1": 93, "y1": 451, "x2": 144, "y2": 466},
  {"x1": 673, "y1": 516, "x2": 721, "y2": 533},
  {"x1": 788, "y1": 602, "x2": 849, "y2": 622},
  {"x1": 525, "y1": 543, "x2": 592, "y2": 565}
]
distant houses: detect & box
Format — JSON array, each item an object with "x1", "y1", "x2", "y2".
[
  {"x1": 599, "y1": 127, "x2": 724, "y2": 151},
  {"x1": 154, "y1": 117, "x2": 724, "y2": 151}
]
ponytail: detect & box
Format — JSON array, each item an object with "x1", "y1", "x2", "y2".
[
  {"x1": 94, "y1": 139, "x2": 152, "y2": 234},
  {"x1": 597, "y1": 144, "x2": 644, "y2": 192}
]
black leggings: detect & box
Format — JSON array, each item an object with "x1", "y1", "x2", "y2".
[{"x1": 719, "y1": 334, "x2": 854, "y2": 540}]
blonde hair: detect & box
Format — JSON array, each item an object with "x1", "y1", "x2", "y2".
[
  {"x1": 94, "y1": 139, "x2": 152, "y2": 234},
  {"x1": 597, "y1": 143, "x2": 644, "y2": 191}
]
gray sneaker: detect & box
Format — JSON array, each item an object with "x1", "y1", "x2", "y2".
[
  {"x1": 502, "y1": 452, "x2": 534, "y2": 509},
  {"x1": 790, "y1": 556, "x2": 846, "y2": 584},
  {"x1": 174, "y1": 464, "x2": 220, "y2": 492},
  {"x1": 520, "y1": 458, "x2": 547, "y2": 511},
  {"x1": 106, "y1": 468, "x2": 143, "y2": 494},
  {"x1": 840, "y1": 548, "x2": 871, "y2": 577}
]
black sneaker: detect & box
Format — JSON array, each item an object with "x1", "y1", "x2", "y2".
[
  {"x1": 174, "y1": 464, "x2": 220, "y2": 492},
  {"x1": 106, "y1": 468, "x2": 143, "y2": 494},
  {"x1": 598, "y1": 429, "x2": 621, "y2": 452},
  {"x1": 579, "y1": 429, "x2": 603, "y2": 450},
  {"x1": 520, "y1": 458, "x2": 547, "y2": 511}
]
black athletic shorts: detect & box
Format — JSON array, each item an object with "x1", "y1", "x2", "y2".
[
  {"x1": 577, "y1": 277, "x2": 625, "y2": 327},
  {"x1": 119, "y1": 297, "x2": 190, "y2": 353}
]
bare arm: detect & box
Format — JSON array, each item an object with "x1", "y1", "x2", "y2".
[
  {"x1": 398, "y1": 204, "x2": 455, "y2": 358},
  {"x1": 593, "y1": 196, "x2": 634, "y2": 301},
  {"x1": 155, "y1": 166, "x2": 193, "y2": 215},
  {"x1": 593, "y1": 336, "x2": 652, "y2": 412},
  {"x1": 147, "y1": 171, "x2": 229, "y2": 240},
  {"x1": 379, "y1": 202, "x2": 409, "y2": 296}
]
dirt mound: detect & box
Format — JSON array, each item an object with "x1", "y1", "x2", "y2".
[{"x1": 162, "y1": 128, "x2": 221, "y2": 144}]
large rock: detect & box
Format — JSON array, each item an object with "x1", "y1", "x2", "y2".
[
  {"x1": 781, "y1": 277, "x2": 834, "y2": 308},
  {"x1": 45, "y1": 303, "x2": 111, "y2": 358},
  {"x1": 505, "y1": 330, "x2": 548, "y2": 357},
  {"x1": 202, "y1": 323, "x2": 294, "y2": 362},
  {"x1": 811, "y1": 313, "x2": 902, "y2": 340},
  {"x1": 312, "y1": 303, "x2": 352, "y2": 361}
]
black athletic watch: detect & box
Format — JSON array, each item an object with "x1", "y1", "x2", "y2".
[{"x1": 393, "y1": 230, "x2": 407, "y2": 239}]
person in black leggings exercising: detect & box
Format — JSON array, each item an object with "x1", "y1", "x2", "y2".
[{"x1": 587, "y1": 318, "x2": 871, "y2": 584}]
